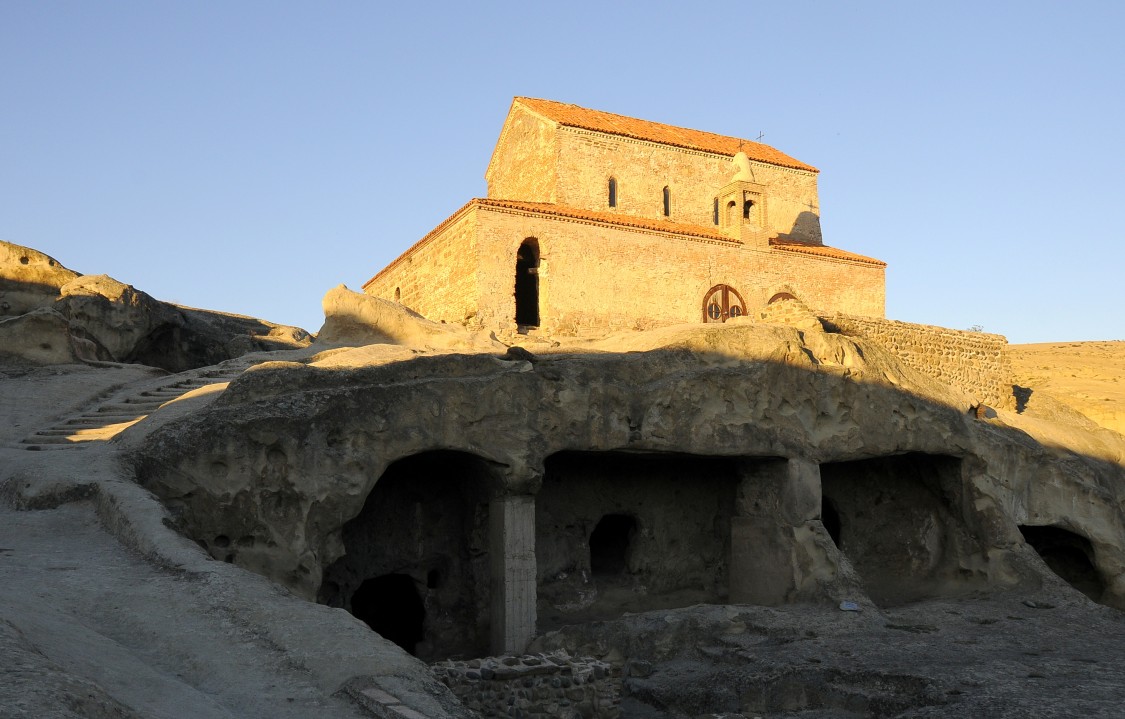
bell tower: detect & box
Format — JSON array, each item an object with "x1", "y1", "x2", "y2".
[{"x1": 718, "y1": 151, "x2": 770, "y2": 248}]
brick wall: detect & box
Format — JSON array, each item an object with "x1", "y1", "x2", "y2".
[
  {"x1": 824, "y1": 314, "x2": 1014, "y2": 408},
  {"x1": 365, "y1": 204, "x2": 884, "y2": 335},
  {"x1": 552, "y1": 128, "x2": 822, "y2": 243},
  {"x1": 432, "y1": 652, "x2": 621, "y2": 719},
  {"x1": 486, "y1": 105, "x2": 559, "y2": 204},
  {"x1": 472, "y1": 206, "x2": 883, "y2": 335},
  {"x1": 364, "y1": 206, "x2": 481, "y2": 324}
]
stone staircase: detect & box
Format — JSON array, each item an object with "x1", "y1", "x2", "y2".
[{"x1": 19, "y1": 367, "x2": 244, "y2": 451}]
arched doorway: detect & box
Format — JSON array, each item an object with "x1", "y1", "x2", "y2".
[
  {"x1": 515, "y1": 239, "x2": 540, "y2": 327},
  {"x1": 702, "y1": 284, "x2": 747, "y2": 323}
]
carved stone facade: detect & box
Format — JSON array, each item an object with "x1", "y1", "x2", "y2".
[{"x1": 364, "y1": 97, "x2": 885, "y2": 334}]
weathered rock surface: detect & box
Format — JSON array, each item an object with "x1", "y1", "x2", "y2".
[
  {"x1": 131, "y1": 322, "x2": 1125, "y2": 606},
  {"x1": 0, "y1": 240, "x2": 312, "y2": 371},
  {"x1": 0, "y1": 241, "x2": 80, "y2": 317},
  {"x1": 316, "y1": 284, "x2": 504, "y2": 352}
]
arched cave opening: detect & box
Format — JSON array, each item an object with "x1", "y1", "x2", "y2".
[
  {"x1": 514, "y1": 238, "x2": 540, "y2": 328},
  {"x1": 537, "y1": 451, "x2": 740, "y2": 630},
  {"x1": 351, "y1": 574, "x2": 426, "y2": 655},
  {"x1": 821, "y1": 495, "x2": 842, "y2": 548},
  {"x1": 1019, "y1": 525, "x2": 1106, "y2": 602},
  {"x1": 820, "y1": 453, "x2": 984, "y2": 607},
  {"x1": 318, "y1": 450, "x2": 494, "y2": 660},
  {"x1": 590, "y1": 514, "x2": 636, "y2": 575}
]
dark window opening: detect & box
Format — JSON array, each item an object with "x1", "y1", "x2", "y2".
[
  {"x1": 394, "y1": 287, "x2": 401, "y2": 301},
  {"x1": 662, "y1": 186, "x2": 670, "y2": 217},
  {"x1": 590, "y1": 514, "x2": 636, "y2": 575},
  {"x1": 608, "y1": 177, "x2": 617, "y2": 208},
  {"x1": 515, "y1": 238, "x2": 540, "y2": 327},
  {"x1": 1020, "y1": 525, "x2": 1106, "y2": 602},
  {"x1": 351, "y1": 574, "x2": 426, "y2": 655},
  {"x1": 743, "y1": 198, "x2": 754, "y2": 219},
  {"x1": 822, "y1": 496, "x2": 842, "y2": 548},
  {"x1": 713, "y1": 197, "x2": 719, "y2": 225}
]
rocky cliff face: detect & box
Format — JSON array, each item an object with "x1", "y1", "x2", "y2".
[{"x1": 130, "y1": 313, "x2": 1125, "y2": 623}]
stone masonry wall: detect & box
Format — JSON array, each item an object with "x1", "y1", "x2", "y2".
[
  {"x1": 364, "y1": 206, "x2": 481, "y2": 323},
  {"x1": 473, "y1": 207, "x2": 883, "y2": 335},
  {"x1": 825, "y1": 313, "x2": 1014, "y2": 408},
  {"x1": 554, "y1": 127, "x2": 822, "y2": 243},
  {"x1": 432, "y1": 652, "x2": 621, "y2": 719},
  {"x1": 485, "y1": 105, "x2": 559, "y2": 204}
]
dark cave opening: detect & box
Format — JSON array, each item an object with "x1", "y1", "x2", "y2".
[
  {"x1": 351, "y1": 573, "x2": 426, "y2": 655},
  {"x1": 318, "y1": 450, "x2": 494, "y2": 660},
  {"x1": 590, "y1": 513, "x2": 636, "y2": 576},
  {"x1": 537, "y1": 451, "x2": 740, "y2": 628},
  {"x1": 820, "y1": 453, "x2": 981, "y2": 606},
  {"x1": 1019, "y1": 525, "x2": 1106, "y2": 602},
  {"x1": 821, "y1": 495, "x2": 842, "y2": 548}
]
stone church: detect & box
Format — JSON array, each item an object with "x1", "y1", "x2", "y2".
[{"x1": 363, "y1": 97, "x2": 885, "y2": 334}]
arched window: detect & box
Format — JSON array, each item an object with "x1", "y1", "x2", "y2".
[
  {"x1": 702, "y1": 284, "x2": 747, "y2": 323},
  {"x1": 515, "y1": 238, "x2": 540, "y2": 327},
  {"x1": 394, "y1": 287, "x2": 401, "y2": 302},
  {"x1": 608, "y1": 177, "x2": 617, "y2": 208},
  {"x1": 662, "y1": 186, "x2": 670, "y2": 217},
  {"x1": 768, "y1": 292, "x2": 797, "y2": 304}
]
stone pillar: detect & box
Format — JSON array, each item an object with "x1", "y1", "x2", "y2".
[
  {"x1": 490, "y1": 495, "x2": 537, "y2": 655},
  {"x1": 730, "y1": 458, "x2": 822, "y2": 605}
]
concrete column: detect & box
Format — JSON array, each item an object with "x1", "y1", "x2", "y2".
[
  {"x1": 730, "y1": 458, "x2": 822, "y2": 605},
  {"x1": 490, "y1": 495, "x2": 537, "y2": 655}
]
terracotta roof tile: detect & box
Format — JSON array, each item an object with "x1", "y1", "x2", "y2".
[
  {"x1": 769, "y1": 237, "x2": 886, "y2": 267},
  {"x1": 515, "y1": 97, "x2": 817, "y2": 173}
]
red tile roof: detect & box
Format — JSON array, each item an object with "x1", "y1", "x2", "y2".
[
  {"x1": 515, "y1": 97, "x2": 817, "y2": 173},
  {"x1": 769, "y1": 237, "x2": 886, "y2": 267}
]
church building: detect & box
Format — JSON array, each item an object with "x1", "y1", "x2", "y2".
[{"x1": 363, "y1": 97, "x2": 885, "y2": 335}]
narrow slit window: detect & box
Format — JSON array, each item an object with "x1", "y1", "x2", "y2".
[
  {"x1": 713, "y1": 198, "x2": 719, "y2": 225},
  {"x1": 608, "y1": 177, "x2": 617, "y2": 208},
  {"x1": 662, "y1": 186, "x2": 670, "y2": 217}
]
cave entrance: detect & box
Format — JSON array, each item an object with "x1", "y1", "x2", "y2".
[
  {"x1": 318, "y1": 450, "x2": 494, "y2": 660},
  {"x1": 820, "y1": 453, "x2": 984, "y2": 607},
  {"x1": 515, "y1": 238, "x2": 540, "y2": 328},
  {"x1": 537, "y1": 451, "x2": 740, "y2": 629},
  {"x1": 1019, "y1": 525, "x2": 1106, "y2": 602},
  {"x1": 590, "y1": 514, "x2": 636, "y2": 575},
  {"x1": 351, "y1": 574, "x2": 426, "y2": 654}
]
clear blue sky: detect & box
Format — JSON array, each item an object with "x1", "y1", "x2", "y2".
[{"x1": 3, "y1": 1, "x2": 1122, "y2": 343}]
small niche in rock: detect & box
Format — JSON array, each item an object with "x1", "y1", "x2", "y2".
[
  {"x1": 1019, "y1": 525, "x2": 1106, "y2": 602},
  {"x1": 590, "y1": 514, "x2": 636, "y2": 575},
  {"x1": 351, "y1": 573, "x2": 426, "y2": 655}
]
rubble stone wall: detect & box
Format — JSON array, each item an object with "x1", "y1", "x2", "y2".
[
  {"x1": 432, "y1": 652, "x2": 620, "y2": 719},
  {"x1": 825, "y1": 313, "x2": 1014, "y2": 407}
]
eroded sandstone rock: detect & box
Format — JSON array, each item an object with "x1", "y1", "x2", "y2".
[{"x1": 129, "y1": 321, "x2": 1125, "y2": 665}]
